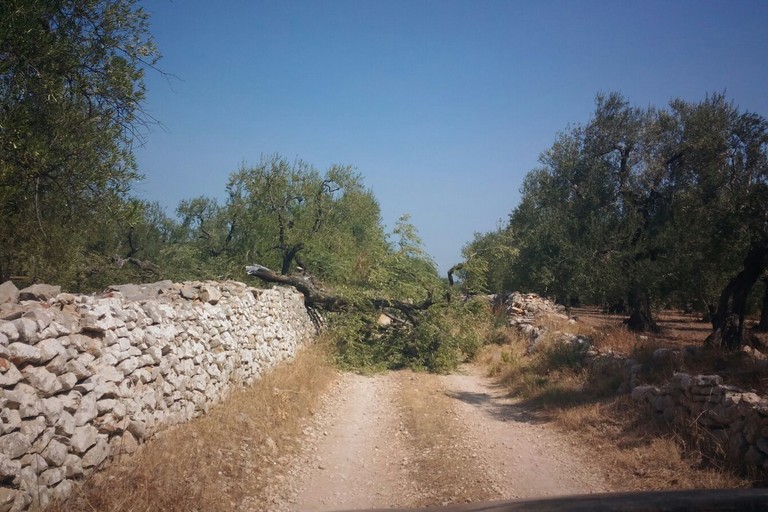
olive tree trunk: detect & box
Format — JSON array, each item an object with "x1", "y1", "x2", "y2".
[
  {"x1": 706, "y1": 244, "x2": 768, "y2": 347},
  {"x1": 624, "y1": 286, "x2": 660, "y2": 332},
  {"x1": 756, "y1": 276, "x2": 768, "y2": 332}
]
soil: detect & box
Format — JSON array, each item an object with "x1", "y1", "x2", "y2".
[
  {"x1": 574, "y1": 307, "x2": 768, "y2": 394},
  {"x1": 573, "y1": 307, "x2": 713, "y2": 346},
  {"x1": 252, "y1": 366, "x2": 610, "y2": 511},
  {"x1": 573, "y1": 307, "x2": 768, "y2": 348}
]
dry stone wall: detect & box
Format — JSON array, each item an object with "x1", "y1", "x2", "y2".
[
  {"x1": 0, "y1": 280, "x2": 316, "y2": 511},
  {"x1": 632, "y1": 374, "x2": 768, "y2": 472},
  {"x1": 497, "y1": 291, "x2": 768, "y2": 474},
  {"x1": 494, "y1": 291, "x2": 589, "y2": 352}
]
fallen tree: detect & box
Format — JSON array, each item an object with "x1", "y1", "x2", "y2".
[
  {"x1": 246, "y1": 261, "x2": 491, "y2": 373},
  {"x1": 245, "y1": 264, "x2": 434, "y2": 326}
]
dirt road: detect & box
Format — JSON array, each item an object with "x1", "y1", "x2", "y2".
[{"x1": 252, "y1": 366, "x2": 609, "y2": 511}]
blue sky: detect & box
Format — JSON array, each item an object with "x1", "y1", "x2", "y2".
[{"x1": 135, "y1": 0, "x2": 768, "y2": 273}]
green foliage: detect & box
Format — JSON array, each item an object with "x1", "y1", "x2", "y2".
[
  {"x1": 326, "y1": 213, "x2": 491, "y2": 373},
  {"x1": 332, "y1": 297, "x2": 493, "y2": 373},
  {"x1": 460, "y1": 227, "x2": 517, "y2": 294},
  {"x1": 128, "y1": 155, "x2": 484, "y2": 373},
  {"x1": 327, "y1": 311, "x2": 389, "y2": 372},
  {"x1": 226, "y1": 156, "x2": 381, "y2": 276},
  {"x1": 182, "y1": 155, "x2": 388, "y2": 281},
  {"x1": 119, "y1": 155, "x2": 390, "y2": 287},
  {"x1": 414, "y1": 298, "x2": 491, "y2": 372},
  {"x1": 371, "y1": 214, "x2": 441, "y2": 301},
  {"x1": 464, "y1": 92, "x2": 768, "y2": 335},
  {"x1": 0, "y1": 0, "x2": 159, "y2": 289}
]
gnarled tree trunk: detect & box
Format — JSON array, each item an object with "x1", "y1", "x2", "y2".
[
  {"x1": 624, "y1": 286, "x2": 660, "y2": 332},
  {"x1": 707, "y1": 244, "x2": 768, "y2": 347},
  {"x1": 756, "y1": 276, "x2": 768, "y2": 332},
  {"x1": 445, "y1": 262, "x2": 464, "y2": 303},
  {"x1": 280, "y1": 244, "x2": 304, "y2": 276}
]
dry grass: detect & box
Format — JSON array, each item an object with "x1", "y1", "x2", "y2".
[
  {"x1": 582, "y1": 310, "x2": 768, "y2": 393},
  {"x1": 476, "y1": 332, "x2": 527, "y2": 377},
  {"x1": 536, "y1": 313, "x2": 588, "y2": 337},
  {"x1": 47, "y1": 340, "x2": 337, "y2": 512},
  {"x1": 590, "y1": 325, "x2": 655, "y2": 355},
  {"x1": 478, "y1": 329, "x2": 610, "y2": 409},
  {"x1": 556, "y1": 398, "x2": 748, "y2": 490},
  {"x1": 477, "y1": 325, "x2": 754, "y2": 491}
]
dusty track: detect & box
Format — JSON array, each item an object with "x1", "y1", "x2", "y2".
[
  {"x1": 254, "y1": 366, "x2": 609, "y2": 511},
  {"x1": 441, "y1": 368, "x2": 608, "y2": 499}
]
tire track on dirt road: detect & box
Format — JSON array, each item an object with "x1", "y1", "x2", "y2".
[
  {"x1": 255, "y1": 367, "x2": 610, "y2": 511},
  {"x1": 254, "y1": 372, "x2": 419, "y2": 511}
]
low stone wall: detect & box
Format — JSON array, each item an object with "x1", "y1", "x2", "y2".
[
  {"x1": 632, "y1": 373, "x2": 768, "y2": 472},
  {"x1": 0, "y1": 280, "x2": 316, "y2": 511},
  {"x1": 496, "y1": 291, "x2": 768, "y2": 474}
]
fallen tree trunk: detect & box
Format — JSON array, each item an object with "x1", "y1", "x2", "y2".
[
  {"x1": 245, "y1": 264, "x2": 434, "y2": 325},
  {"x1": 246, "y1": 264, "x2": 345, "y2": 310}
]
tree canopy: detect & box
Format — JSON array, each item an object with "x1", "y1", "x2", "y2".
[
  {"x1": 0, "y1": 0, "x2": 159, "y2": 287},
  {"x1": 463, "y1": 92, "x2": 768, "y2": 346}
]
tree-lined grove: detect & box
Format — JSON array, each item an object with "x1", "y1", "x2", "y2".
[
  {"x1": 463, "y1": 92, "x2": 768, "y2": 347},
  {"x1": 4, "y1": 0, "x2": 767, "y2": 375}
]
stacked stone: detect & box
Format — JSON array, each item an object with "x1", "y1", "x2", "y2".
[
  {"x1": 0, "y1": 280, "x2": 315, "y2": 511},
  {"x1": 632, "y1": 373, "x2": 768, "y2": 471},
  {"x1": 496, "y1": 292, "x2": 567, "y2": 322},
  {"x1": 494, "y1": 291, "x2": 768, "y2": 472},
  {"x1": 493, "y1": 292, "x2": 588, "y2": 353}
]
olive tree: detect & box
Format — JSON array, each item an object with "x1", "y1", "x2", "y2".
[
  {"x1": 225, "y1": 155, "x2": 388, "y2": 281},
  {"x1": 466, "y1": 92, "x2": 768, "y2": 344},
  {"x1": 0, "y1": 0, "x2": 160, "y2": 287}
]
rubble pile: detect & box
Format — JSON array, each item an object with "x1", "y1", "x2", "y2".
[{"x1": 493, "y1": 292, "x2": 589, "y2": 354}]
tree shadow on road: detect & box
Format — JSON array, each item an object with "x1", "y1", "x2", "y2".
[
  {"x1": 443, "y1": 388, "x2": 552, "y2": 425},
  {"x1": 443, "y1": 365, "x2": 626, "y2": 429}
]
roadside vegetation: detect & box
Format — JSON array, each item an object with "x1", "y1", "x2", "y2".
[{"x1": 476, "y1": 314, "x2": 757, "y2": 490}]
